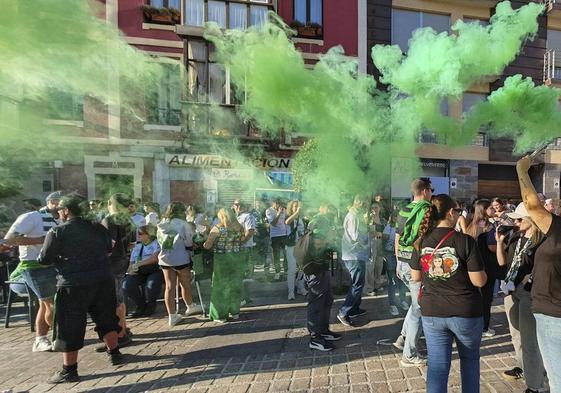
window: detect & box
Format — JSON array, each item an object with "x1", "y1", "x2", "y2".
[
  {"x1": 42, "y1": 180, "x2": 52, "y2": 193},
  {"x1": 46, "y1": 89, "x2": 84, "y2": 121},
  {"x1": 391, "y1": 9, "x2": 450, "y2": 52},
  {"x1": 150, "y1": 0, "x2": 180, "y2": 9},
  {"x1": 548, "y1": 29, "x2": 561, "y2": 79},
  {"x1": 184, "y1": 0, "x2": 270, "y2": 29},
  {"x1": 463, "y1": 93, "x2": 489, "y2": 146},
  {"x1": 463, "y1": 17, "x2": 489, "y2": 27},
  {"x1": 294, "y1": 0, "x2": 322, "y2": 25},
  {"x1": 147, "y1": 62, "x2": 182, "y2": 126}
]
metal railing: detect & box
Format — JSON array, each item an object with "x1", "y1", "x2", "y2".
[
  {"x1": 147, "y1": 108, "x2": 182, "y2": 126},
  {"x1": 544, "y1": 0, "x2": 557, "y2": 12},
  {"x1": 418, "y1": 131, "x2": 488, "y2": 147},
  {"x1": 544, "y1": 49, "x2": 561, "y2": 82}
]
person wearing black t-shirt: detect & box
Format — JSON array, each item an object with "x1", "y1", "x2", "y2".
[
  {"x1": 517, "y1": 156, "x2": 561, "y2": 393},
  {"x1": 410, "y1": 194, "x2": 487, "y2": 393},
  {"x1": 495, "y1": 202, "x2": 545, "y2": 392}
]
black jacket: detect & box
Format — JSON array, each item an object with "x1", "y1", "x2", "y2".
[{"x1": 39, "y1": 217, "x2": 114, "y2": 287}]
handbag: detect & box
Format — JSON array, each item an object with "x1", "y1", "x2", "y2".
[{"x1": 418, "y1": 230, "x2": 456, "y2": 301}]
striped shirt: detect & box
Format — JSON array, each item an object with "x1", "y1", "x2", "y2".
[{"x1": 39, "y1": 207, "x2": 59, "y2": 233}]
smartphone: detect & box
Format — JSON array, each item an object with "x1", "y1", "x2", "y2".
[{"x1": 496, "y1": 225, "x2": 514, "y2": 234}]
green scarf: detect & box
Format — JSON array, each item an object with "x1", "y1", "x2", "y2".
[{"x1": 397, "y1": 200, "x2": 431, "y2": 260}]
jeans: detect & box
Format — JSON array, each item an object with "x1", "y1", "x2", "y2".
[
  {"x1": 21, "y1": 265, "x2": 57, "y2": 300},
  {"x1": 286, "y1": 245, "x2": 297, "y2": 297},
  {"x1": 398, "y1": 261, "x2": 422, "y2": 358},
  {"x1": 534, "y1": 313, "x2": 561, "y2": 393},
  {"x1": 339, "y1": 259, "x2": 366, "y2": 317},
  {"x1": 123, "y1": 270, "x2": 164, "y2": 310},
  {"x1": 504, "y1": 284, "x2": 545, "y2": 390},
  {"x1": 271, "y1": 236, "x2": 287, "y2": 274},
  {"x1": 305, "y1": 270, "x2": 333, "y2": 338},
  {"x1": 386, "y1": 254, "x2": 407, "y2": 307},
  {"x1": 422, "y1": 316, "x2": 483, "y2": 393}
]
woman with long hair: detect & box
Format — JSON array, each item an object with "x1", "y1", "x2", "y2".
[
  {"x1": 410, "y1": 194, "x2": 487, "y2": 392},
  {"x1": 285, "y1": 200, "x2": 305, "y2": 300},
  {"x1": 204, "y1": 208, "x2": 245, "y2": 322},
  {"x1": 465, "y1": 199, "x2": 493, "y2": 239},
  {"x1": 496, "y1": 203, "x2": 546, "y2": 392},
  {"x1": 157, "y1": 202, "x2": 202, "y2": 327}
]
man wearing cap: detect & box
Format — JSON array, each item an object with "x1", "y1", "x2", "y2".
[
  {"x1": 3, "y1": 196, "x2": 59, "y2": 352},
  {"x1": 41, "y1": 191, "x2": 62, "y2": 232}
]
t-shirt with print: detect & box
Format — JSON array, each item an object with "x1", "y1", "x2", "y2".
[
  {"x1": 6, "y1": 211, "x2": 44, "y2": 261},
  {"x1": 130, "y1": 239, "x2": 161, "y2": 263},
  {"x1": 532, "y1": 214, "x2": 561, "y2": 318},
  {"x1": 410, "y1": 227, "x2": 485, "y2": 318}
]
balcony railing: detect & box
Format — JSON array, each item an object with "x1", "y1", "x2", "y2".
[
  {"x1": 147, "y1": 108, "x2": 182, "y2": 126},
  {"x1": 544, "y1": 49, "x2": 561, "y2": 83},
  {"x1": 418, "y1": 131, "x2": 488, "y2": 147},
  {"x1": 544, "y1": 0, "x2": 558, "y2": 12},
  {"x1": 184, "y1": 102, "x2": 262, "y2": 138}
]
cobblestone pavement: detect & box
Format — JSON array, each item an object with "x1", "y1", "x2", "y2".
[{"x1": 0, "y1": 294, "x2": 526, "y2": 393}]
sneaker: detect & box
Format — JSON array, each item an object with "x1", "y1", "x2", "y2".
[
  {"x1": 125, "y1": 327, "x2": 133, "y2": 337},
  {"x1": 482, "y1": 328, "x2": 496, "y2": 338},
  {"x1": 337, "y1": 313, "x2": 354, "y2": 327},
  {"x1": 185, "y1": 303, "x2": 202, "y2": 316},
  {"x1": 118, "y1": 334, "x2": 132, "y2": 348},
  {"x1": 240, "y1": 300, "x2": 247, "y2": 307},
  {"x1": 130, "y1": 307, "x2": 145, "y2": 318},
  {"x1": 309, "y1": 338, "x2": 334, "y2": 352},
  {"x1": 389, "y1": 305, "x2": 399, "y2": 316},
  {"x1": 274, "y1": 273, "x2": 281, "y2": 281},
  {"x1": 393, "y1": 335, "x2": 405, "y2": 350},
  {"x1": 95, "y1": 343, "x2": 108, "y2": 353},
  {"x1": 47, "y1": 369, "x2": 80, "y2": 384},
  {"x1": 502, "y1": 367, "x2": 524, "y2": 380},
  {"x1": 349, "y1": 308, "x2": 367, "y2": 318},
  {"x1": 297, "y1": 288, "x2": 308, "y2": 296},
  {"x1": 231, "y1": 314, "x2": 240, "y2": 320},
  {"x1": 107, "y1": 349, "x2": 125, "y2": 366},
  {"x1": 169, "y1": 313, "x2": 182, "y2": 327},
  {"x1": 288, "y1": 293, "x2": 295, "y2": 301},
  {"x1": 524, "y1": 389, "x2": 539, "y2": 393},
  {"x1": 32, "y1": 337, "x2": 53, "y2": 352},
  {"x1": 400, "y1": 301, "x2": 409, "y2": 311},
  {"x1": 321, "y1": 331, "x2": 342, "y2": 341},
  {"x1": 400, "y1": 355, "x2": 427, "y2": 367}
]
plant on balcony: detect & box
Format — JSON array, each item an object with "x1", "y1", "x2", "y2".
[
  {"x1": 289, "y1": 20, "x2": 323, "y2": 39},
  {"x1": 141, "y1": 5, "x2": 179, "y2": 25}
]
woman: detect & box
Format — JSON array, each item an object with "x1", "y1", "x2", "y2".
[
  {"x1": 366, "y1": 202, "x2": 385, "y2": 294},
  {"x1": 123, "y1": 225, "x2": 163, "y2": 318},
  {"x1": 285, "y1": 200, "x2": 305, "y2": 300},
  {"x1": 492, "y1": 197, "x2": 510, "y2": 223},
  {"x1": 144, "y1": 202, "x2": 160, "y2": 226},
  {"x1": 465, "y1": 199, "x2": 498, "y2": 337},
  {"x1": 516, "y1": 156, "x2": 561, "y2": 393},
  {"x1": 410, "y1": 194, "x2": 487, "y2": 393},
  {"x1": 496, "y1": 203, "x2": 545, "y2": 393},
  {"x1": 157, "y1": 202, "x2": 202, "y2": 327},
  {"x1": 383, "y1": 211, "x2": 408, "y2": 316},
  {"x1": 203, "y1": 208, "x2": 245, "y2": 322}
]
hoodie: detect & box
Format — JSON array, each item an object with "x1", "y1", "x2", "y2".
[{"x1": 157, "y1": 218, "x2": 193, "y2": 267}]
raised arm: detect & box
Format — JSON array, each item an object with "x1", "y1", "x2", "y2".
[{"x1": 516, "y1": 156, "x2": 552, "y2": 234}]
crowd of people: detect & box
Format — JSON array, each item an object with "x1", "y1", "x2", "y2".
[{"x1": 1, "y1": 155, "x2": 560, "y2": 392}]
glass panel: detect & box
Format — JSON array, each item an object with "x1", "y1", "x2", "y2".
[
  {"x1": 422, "y1": 12, "x2": 450, "y2": 33},
  {"x1": 209, "y1": 63, "x2": 226, "y2": 103},
  {"x1": 187, "y1": 40, "x2": 207, "y2": 61},
  {"x1": 168, "y1": 0, "x2": 180, "y2": 10},
  {"x1": 47, "y1": 89, "x2": 84, "y2": 120},
  {"x1": 186, "y1": 0, "x2": 204, "y2": 26},
  {"x1": 208, "y1": 1, "x2": 227, "y2": 28},
  {"x1": 230, "y1": 3, "x2": 248, "y2": 30},
  {"x1": 310, "y1": 0, "x2": 322, "y2": 24},
  {"x1": 188, "y1": 61, "x2": 208, "y2": 102},
  {"x1": 151, "y1": 0, "x2": 164, "y2": 7},
  {"x1": 462, "y1": 93, "x2": 486, "y2": 113},
  {"x1": 391, "y1": 9, "x2": 420, "y2": 52},
  {"x1": 463, "y1": 17, "x2": 488, "y2": 27},
  {"x1": 547, "y1": 29, "x2": 561, "y2": 49},
  {"x1": 250, "y1": 5, "x2": 267, "y2": 27},
  {"x1": 251, "y1": 0, "x2": 269, "y2": 3},
  {"x1": 294, "y1": 0, "x2": 306, "y2": 24},
  {"x1": 440, "y1": 99, "x2": 448, "y2": 116}
]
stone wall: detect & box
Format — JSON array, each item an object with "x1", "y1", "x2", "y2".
[{"x1": 449, "y1": 160, "x2": 478, "y2": 202}]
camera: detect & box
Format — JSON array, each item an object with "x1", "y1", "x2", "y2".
[{"x1": 496, "y1": 224, "x2": 514, "y2": 234}]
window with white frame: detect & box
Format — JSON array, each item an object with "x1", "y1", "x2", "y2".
[
  {"x1": 294, "y1": 0, "x2": 322, "y2": 25},
  {"x1": 391, "y1": 9, "x2": 450, "y2": 52},
  {"x1": 146, "y1": 61, "x2": 182, "y2": 126},
  {"x1": 184, "y1": 0, "x2": 270, "y2": 29}
]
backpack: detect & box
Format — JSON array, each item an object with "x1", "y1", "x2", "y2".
[{"x1": 293, "y1": 230, "x2": 311, "y2": 270}]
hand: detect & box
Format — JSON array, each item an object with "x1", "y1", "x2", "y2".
[
  {"x1": 516, "y1": 155, "x2": 532, "y2": 173},
  {"x1": 495, "y1": 231, "x2": 506, "y2": 244},
  {"x1": 521, "y1": 274, "x2": 531, "y2": 285}
]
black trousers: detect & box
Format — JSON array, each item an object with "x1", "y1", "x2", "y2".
[
  {"x1": 305, "y1": 269, "x2": 333, "y2": 339},
  {"x1": 481, "y1": 277, "x2": 495, "y2": 330}
]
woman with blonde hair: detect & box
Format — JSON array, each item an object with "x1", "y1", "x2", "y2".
[{"x1": 204, "y1": 208, "x2": 245, "y2": 322}]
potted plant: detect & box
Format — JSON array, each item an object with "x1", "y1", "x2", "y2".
[
  {"x1": 140, "y1": 5, "x2": 174, "y2": 24},
  {"x1": 169, "y1": 7, "x2": 181, "y2": 24}
]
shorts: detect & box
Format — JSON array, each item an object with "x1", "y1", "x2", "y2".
[
  {"x1": 115, "y1": 274, "x2": 125, "y2": 305},
  {"x1": 21, "y1": 266, "x2": 57, "y2": 300},
  {"x1": 160, "y1": 263, "x2": 191, "y2": 271},
  {"x1": 53, "y1": 279, "x2": 120, "y2": 352}
]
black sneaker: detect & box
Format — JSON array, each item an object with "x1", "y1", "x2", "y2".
[
  {"x1": 321, "y1": 331, "x2": 342, "y2": 341},
  {"x1": 144, "y1": 302, "x2": 157, "y2": 317},
  {"x1": 47, "y1": 369, "x2": 80, "y2": 384},
  {"x1": 107, "y1": 348, "x2": 125, "y2": 365},
  {"x1": 118, "y1": 334, "x2": 132, "y2": 348},
  {"x1": 337, "y1": 313, "x2": 355, "y2": 327},
  {"x1": 130, "y1": 308, "x2": 145, "y2": 318},
  {"x1": 502, "y1": 367, "x2": 523, "y2": 380},
  {"x1": 349, "y1": 308, "x2": 367, "y2": 318},
  {"x1": 309, "y1": 338, "x2": 334, "y2": 352}
]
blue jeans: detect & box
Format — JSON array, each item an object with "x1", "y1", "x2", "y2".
[
  {"x1": 339, "y1": 260, "x2": 366, "y2": 317},
  {"x1": 534, "y1": 313, "x2": 561, "y2": 393},
  {"x1": 123, "y1": 270, "x2": 164, "y2": 309},
  {"x1": 386, "y1": 254, "x2": 406, "y2": 307},
  {"x1": 21, "y1": 265, "x2": 57, "y2": 300},
  {"x1": 422, "y1": 316, "x2": 483, "y2": 393},
  {"x1": 398, "y1": 261, "x2": 422, "y2": 358}
]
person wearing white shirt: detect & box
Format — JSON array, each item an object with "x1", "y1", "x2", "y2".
[
  {"x1": 233, "y1": 200, "x2": 256, "y2": 304},
  {"x1": 144, "y1": 202, "x2": 160, "y2": 226},
  {"x1": 265, "y1": 198, "x2": 288, "y2": 281}
]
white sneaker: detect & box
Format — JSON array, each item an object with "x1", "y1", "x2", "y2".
[
  {"x1": 231, "y1": 314, "x2": 239, "y2": 320},
  {"x1": 32, "y1": 337, "x2": 53, "y2": 352},
  {"x1": 185, "y1": 303, "x2": 202, "y2": 316},
  {"x1": 168, "y1": 313, "x2": 182, "y2": 327},
  {"x1": 389, "y1": 305, "x2": 399, "y2": 316},
  {"x1": 400, "y1": 301, "x2": 410, "y2": 311},
  {"x1": 288, "y1": 293, "x2": 295, "y2": 301},
  {"x1": 400, "y1": 355, "x2": 427, "y2": 367},
  {"x1": 274, "y1": 273, "x2": 281, "y2": 281},
  {"x1": 240, "y1": 300, "x2": 247, "y2": 307},
  {"x1": 482, "y1": 328, "x2": 495, "y2": 338}
]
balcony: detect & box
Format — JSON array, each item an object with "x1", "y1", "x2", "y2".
[
  {"x1": 184, "y1": 102, "x2": 264, "y2": 138},
  {"x1": 544, "y1": 49, "x2": 561, "y2": 84},
  {"x1": 418, "y1": 131, "x2": 488, "y2": 147},
  {"x1": 544, "y1": 0, "x2": 561, "y2": 12}
]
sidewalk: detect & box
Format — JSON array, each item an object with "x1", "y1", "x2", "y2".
[{"x1": 0, "y1": 294, "x2": 525, "y2": 393}]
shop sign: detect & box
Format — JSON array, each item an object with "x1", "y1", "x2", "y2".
[
  {"x1": 421, "y1": 159, "x2": 448, "y2": 169},
  {"x1": 166, "y1": 154, "x2": 292, "y2": 169},
  {"x1": 210, "y1": 168, "x2": 254, "y2": 181}
]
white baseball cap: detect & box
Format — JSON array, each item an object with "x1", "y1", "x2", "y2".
[{"x1": 506, "y1": 202, "x2": 529, "y2": 219}]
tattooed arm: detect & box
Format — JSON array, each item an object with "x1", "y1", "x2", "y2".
[{"x1": 516, "y1": 156, "x2": 552, "y2": 234}]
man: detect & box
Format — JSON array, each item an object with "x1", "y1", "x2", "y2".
[
  {"x1": 233, "y1": 200, "x2": 256, "y2": 305},
  {"x1": 393, "y1": 178, "x2": 433, "y2": 366},
  {"x1": 4, "y1": 195, "x2": 60, "y2": 352},
  {"x1": 40, "y1": 191, "x2": 62, "y2": 231},
  {"x1": 265, "y1": 198, "x2": 288, "y2": 281},
  {"x1": 129, "y1": 199, "x2": 147, "y2": 242},
  {"x1": 39, "y1": 194, "x2": 124, "y2": 383},
  {"x1": 338, "y1": 194, "x2": 370, "y2": 327},
  {"x1": 544, "y1": 198, "x2": 556, "y2": 214}
]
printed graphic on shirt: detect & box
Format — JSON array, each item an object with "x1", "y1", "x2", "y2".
[{"x1": 420, "y1": 246, "x2": 459, "y2": 280}]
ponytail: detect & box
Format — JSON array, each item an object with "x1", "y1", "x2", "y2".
[{"x1": 414, "y1": 205, "x2": 435, "y2": 251}]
